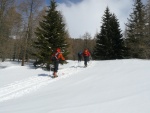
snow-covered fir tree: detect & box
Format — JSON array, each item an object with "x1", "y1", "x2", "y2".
[{"x1": 34, "y1": 0, "x2": 69, "y2": 67}]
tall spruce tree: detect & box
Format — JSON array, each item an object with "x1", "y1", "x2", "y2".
[
  {"x1": 34, "y1": 0, "x2": 68, "y2": 67},
  {"x1": 144, "y1": 0, "x2": 150, "y2": 58},
  {"x1": 145, "y1": 0, "x2": 150, "y2": 36},
  {"x1": 94, "y1": 7, "x2": 112, "y2": 60},
  {"x1": 110, "y1": 14, "x2": 126, "y2": 59},
  {"x1": 94, "y1": 7, "x2": 126, "y2": 60},
  {"x1": 125, "y1": 0, "x2": 147, "y2": 58}
]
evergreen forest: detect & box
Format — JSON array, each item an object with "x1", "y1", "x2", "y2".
[{"x1": 0, "y1": 0, "x2": 150, "y2": 67}]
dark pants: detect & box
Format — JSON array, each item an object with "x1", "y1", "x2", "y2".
[
  {"x1": 78, "y1": 55, "x2": 82, "y2": 62},
  {"x1": 53, "y1": 60, "x2": 59, "y2": 72},
  {"x1": 84, "y1": 56, "x2": 89, "y2": 67}
]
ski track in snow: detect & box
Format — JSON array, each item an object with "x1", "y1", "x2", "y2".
[{"x1": 0, "y1": 61, "x2": 94, "y2": 102}]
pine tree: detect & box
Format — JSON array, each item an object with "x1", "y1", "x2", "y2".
[
  {"x1": 94, "y1": 7, "x2": 126, "y2": 60},
  {"x1": 94, "y1": 7, "x2": 112, "y2": 60},
  {"x1": 145, "y1": 0, "x2": 150, "y2": 36},
  {"x1": 144, "y1": 0, "x2": 150, "y2": 58},
  {"x1": 34, "y1": 0, "x2": 68, "y2": 67},
  {"x1": 110, "y1": 14, "x2": 127, "y2": 59},
  {"x1": 125, "y1": 0, "x2": 147, "y2": 58}
]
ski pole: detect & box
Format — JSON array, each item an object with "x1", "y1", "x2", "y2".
[
  {"x1": 49, "y1": 64, "x2": 51, "y2": 76},
  {"x1": 49, "y1": 64, "x2": 53, "y2": 76}
]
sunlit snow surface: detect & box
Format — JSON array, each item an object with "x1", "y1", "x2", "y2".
[{"x1": 0, "y1": 59, "x2": 150, "y2": 113}]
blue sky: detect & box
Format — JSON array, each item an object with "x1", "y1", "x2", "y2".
[{"x1": 45, "y1": 0, "x2": 147, "y2": 38}]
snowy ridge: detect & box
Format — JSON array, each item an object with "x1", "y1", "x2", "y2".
[{"x1": 0, "y1": 60, "x2": 93, "y2": 102}]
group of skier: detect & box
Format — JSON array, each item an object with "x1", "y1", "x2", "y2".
[{"x1": 51, "y1": 48, "x2": 91, "y2": 78}]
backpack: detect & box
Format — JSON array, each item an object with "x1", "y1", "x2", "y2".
[{"x1": 51, "y1": 52, "x2": 59, "y2": 61}]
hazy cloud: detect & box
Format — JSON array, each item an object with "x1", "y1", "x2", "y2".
[{"x1": 57, "y1": 0, "x2": 133, "y2": 38}]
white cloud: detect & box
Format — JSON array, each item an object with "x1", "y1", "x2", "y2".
[{"x1": 57, "y1": 0, "x2": 133, "y2": 38}]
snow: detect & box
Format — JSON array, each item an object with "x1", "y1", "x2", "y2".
[{"x1": 0, "y1": 59, "x2": 150, "y2": 113}]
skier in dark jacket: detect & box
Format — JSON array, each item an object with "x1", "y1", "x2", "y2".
[{"x1": 78, "y1": 51, "x2": 82, "y2": 62}]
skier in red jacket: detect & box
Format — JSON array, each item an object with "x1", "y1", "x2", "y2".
[
  {"x1": 82, "y1": 48, "x2": 90, "y2": 67},
  {"x1": 51, "y1": 48, "x2": 65, "y2": 78}
]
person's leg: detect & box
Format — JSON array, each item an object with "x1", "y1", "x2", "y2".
[
  {"x1": 84, "y1": 56, "x2": 87, "y2": 67},
  {"x1": 53, "y1": 61, "x2": 59, "y2": 77},
  {"x1": 79, "y1": 56, "x2": 82, "y2": 62}
]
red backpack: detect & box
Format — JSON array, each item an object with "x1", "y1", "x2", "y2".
[{"x1": 83, "y1": 50, "x2": 89, "y2": 56}]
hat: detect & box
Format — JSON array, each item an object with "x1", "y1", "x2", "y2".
[{"x1": 56, "y1": 48, "x2": 61, "y2": 52}]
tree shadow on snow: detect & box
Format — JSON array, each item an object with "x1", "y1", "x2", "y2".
[
  {"x1": 38, "y1": 74, "x2": 48, "y2": 76},
  {"x1": 70, "y1": 66, "x2": 85, "y2": 68},
  {"x1": 38, "y1": 74, "x2": 54, "y2": 78},
  {"x1": 0, "y1": 66, "x2": 7, "y2": 69}
]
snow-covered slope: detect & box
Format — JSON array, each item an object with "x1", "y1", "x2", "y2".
[{"x1": 0, "y1": 59, "x2": 150, "y2": 113}]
